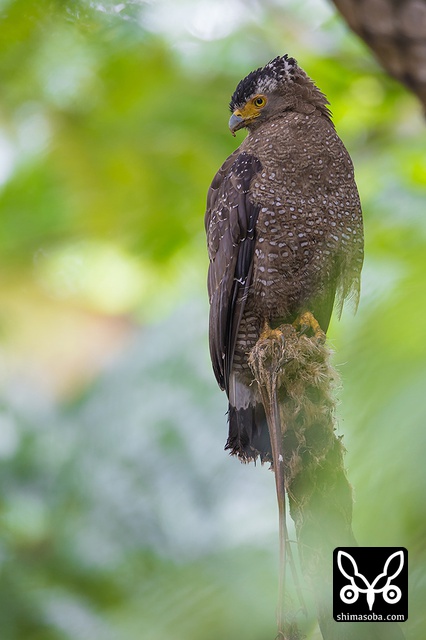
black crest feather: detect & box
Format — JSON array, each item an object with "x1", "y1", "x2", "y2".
[{"x1": 229, "y1": 55, "x2": 297, "y2": 112}]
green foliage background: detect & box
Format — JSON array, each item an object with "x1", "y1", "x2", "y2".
[{"x1": 0, "y1": 1, "x2": 425, "y2": 638}]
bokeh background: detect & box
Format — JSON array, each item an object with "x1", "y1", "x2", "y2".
[{"x1": 0, "y1": 0, "x2": 425, "y2": 638}]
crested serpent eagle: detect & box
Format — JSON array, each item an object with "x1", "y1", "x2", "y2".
[{"x1": 205, "y1": 55, "x2": 364, "y2": 463}]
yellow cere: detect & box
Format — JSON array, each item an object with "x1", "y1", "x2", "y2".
[{"x1": 234, "y1": 94, "x2": 267, "y2": 120}]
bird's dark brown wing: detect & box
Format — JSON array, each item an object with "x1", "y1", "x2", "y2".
[{"x1": 205, "y1": 150, "x2": 262, "y2": 393}]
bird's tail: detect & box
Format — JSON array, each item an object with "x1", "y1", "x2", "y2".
[{"x1": 225, "y1": 375, "x2": 271, "y2": 463}]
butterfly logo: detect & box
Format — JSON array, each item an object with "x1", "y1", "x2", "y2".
[{"x1": 337, "y1": 550, "x2": 404, "y2": 611}]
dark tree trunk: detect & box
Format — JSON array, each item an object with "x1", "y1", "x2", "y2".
[{"x1": 332, "y1": 0, "x2": 426, "y2": 111}]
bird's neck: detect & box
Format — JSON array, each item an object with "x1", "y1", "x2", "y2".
[{"x1": 292, "y1": 70, "x2": 333, "y2": 121}]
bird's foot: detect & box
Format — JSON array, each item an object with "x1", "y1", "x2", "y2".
[
  {"x1": 259, "y1": 318, "x2": 286, "y2": 343},
  {"x1": 293, "y1": 311, "x2": 326, "y2": 344}
]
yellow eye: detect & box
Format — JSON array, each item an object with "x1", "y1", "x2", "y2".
[{"x1": 253, "y1": 95, "x2": 266, "y2": 108}]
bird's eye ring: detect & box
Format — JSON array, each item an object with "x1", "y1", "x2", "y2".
[{"x1": 253, "y1": 95, "x2": 266, "y2": 108}]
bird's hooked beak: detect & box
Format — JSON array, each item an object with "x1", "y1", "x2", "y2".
[
  {"x1": 229, "y1": 99, "x2": 264, "y2": 136},
  {"x1": 229, "y1": 112, "x2": 245, "y2": 137}
]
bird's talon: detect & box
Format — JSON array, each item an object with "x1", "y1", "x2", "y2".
[
  {"x1": 298, "y1": 323, "x2": 309, "y2": 337},
  {"x1": 315, "y1": 329, "x2": 326, "y2": 345},
  {"x1": 259, "y1": 324, "x2": 284, "y2": 343},
  {"x1": 293, "y1": 311, "x2": 325, "y2": 343}
]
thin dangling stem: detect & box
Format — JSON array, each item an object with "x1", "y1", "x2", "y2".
[{"x1": 250, "y1": 324, "x2": 307, "y2": 639}]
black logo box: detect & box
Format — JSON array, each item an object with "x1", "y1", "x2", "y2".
[{"x1": 333, "y1": 547, "x2": 408, "y2": 622}]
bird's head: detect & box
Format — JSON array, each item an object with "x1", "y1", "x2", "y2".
[{"x1": 228, "y1": 55, "x2": 330, "y2": 135}]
